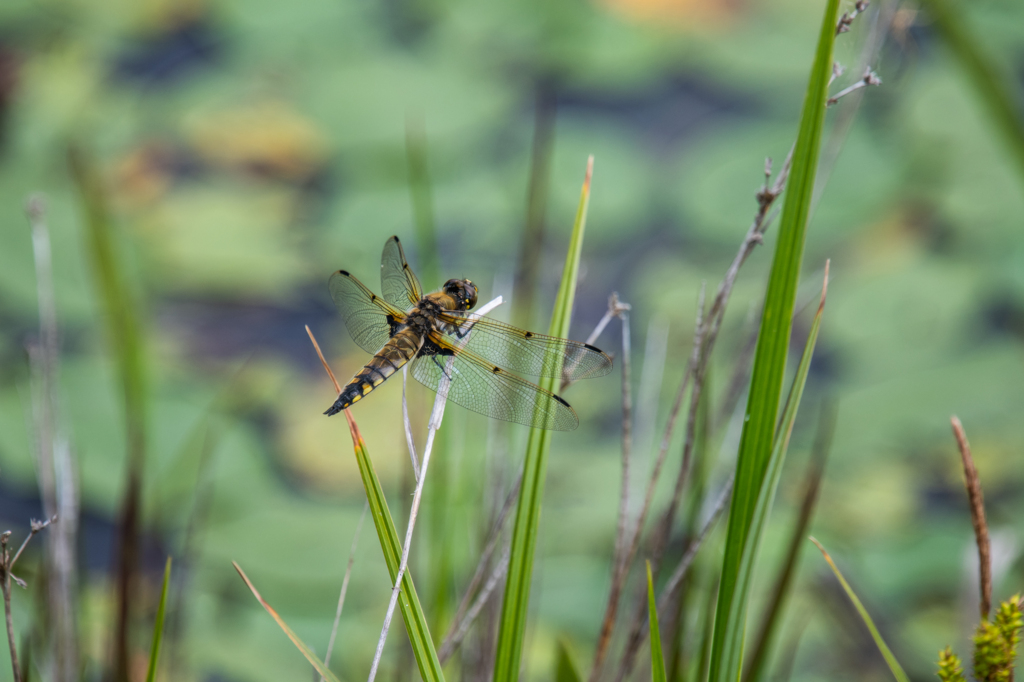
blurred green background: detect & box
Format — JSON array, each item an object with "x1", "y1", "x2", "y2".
[{"x1": 0, "y1": 0, "x2": 1023, "y2": 679}]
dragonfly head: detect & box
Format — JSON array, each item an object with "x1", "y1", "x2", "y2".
[{"x1": 443, "y1": 278, "x2": 478, "y2": 310}]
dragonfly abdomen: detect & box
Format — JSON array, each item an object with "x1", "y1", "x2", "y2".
[{"x1": 324, "y1": 329, "x2": 422, "y2": 416}]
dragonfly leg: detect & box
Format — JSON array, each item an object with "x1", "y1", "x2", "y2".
[{"x1": 432, "y1": 354, "x2": 453, "y2": 380}]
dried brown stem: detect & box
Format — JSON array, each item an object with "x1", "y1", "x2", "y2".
[
  {"x1": 588, "y1": 295, "x2": 635, "y2": 680},
  {"x1": 306, "y1": 325, "x2": 343, "y2": 395},
  {"x1": 323, "y1": 503, "x2": 368, "y2": 680},
  {"x1": 438, "y1": 545, "x2": 512, "y2": 664},
  {"x1": 827, "y1": 69, "x2": 882, "y2": 106},
  {"x1": 613, "y1": 295, "x2": 635, "y2": 580},
  {"x1": 1, "y1": 532, "x2": 18, "y2": 682},
  {"x1": 597, "y1": 478, "x2": 732, "y2": 682},
  {"x1": 611, "y1": 154, "x2": 791, "y2": 682},
  {"x1": 712, "y1": 320, "x2": 759, "y2": 435},
  {"x1": 836, "y1": 0, "x2": 870, "y2": 35},
  {"x1": 658, "y1": 478, "x2": 733, "y2": 612},
  {"x1": 951, "y1": 416, "x2": 991, "y2": 620},
  {"x1": 1, "y1": 516, "x2": 57, "y2": 682},
  {"x1": 438, "y1": 474, "x2": 523, "y2": 664},
  {"x1": 26, "y1": 193, "x2": 80, "y2": 681}
]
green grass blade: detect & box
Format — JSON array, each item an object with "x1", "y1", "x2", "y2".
[
  {"x1": 144, "y1": 557, "x2": 172, "y2": 682},
  {"x1": 706, "y1": 0, "x2": 838, "y2": 679},
  {"x1": 493, "y1": 156, "x2": 594, "y2": 682},
  {"x1": 555, "y1": 639, "x2": 583, "y2": 682},
  {"x1": 68, "y1": 144, "x2": 147, "y2": 682},
  {"x1": 716, "y1": 267, "x2": 829, "y2": 682},
  {"x1": 647, "y1": 562, "x2": 667, "y2": 682},
  {"x1": 405, "y1": 118, "x2": 453, "y2": 638},
  {"x1": 344, "y1": 413, "x2": 445, "y2": 682},
  {"x1": 916, "y1": 0, "x2": 1024, "y2": 184},
  {"x1": 809, "y1": 538, "x2": 910, "y2": 682},
  {"x1": 233, "y1": 562, "x2": 343, "y2": 682}
]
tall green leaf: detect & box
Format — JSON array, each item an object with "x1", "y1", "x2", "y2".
[
  {"x1": 493, "y1": 156, "x2": 594, "y2": 682},
  {"x1": 647, "y1": 562, "x2": 667, "y2": 682},
  {"x1": 405, "y1": 125, "x2": 456, "y2": 636},
  {"x1": 715, "y1": 267, "x2": 829, "y2": 682},
  {"x1": 344, "y1": 413, "x2": 445, "y2": 682},
  {"x1": 707, "y1": 0, "x2": 839, "y2": 678},
  {"x1": 68, "y1": 145, "x2": 147, "y2": 682},
  {"x1": 144, "y1": 557, "x2": 172, "y2": 682},
  {"x1": 917, "y1": 0, "x2": 1024, "y2": 185}
]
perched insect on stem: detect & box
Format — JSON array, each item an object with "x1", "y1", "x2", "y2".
[{"x1": 325, "y1": 236, "x2": 612, "y2": 430}]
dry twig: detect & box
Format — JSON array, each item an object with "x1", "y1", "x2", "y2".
[
  {"x1": 26, "y1": 194, "x2": 80, "y2": 681},
  {"x1": 438, "y1": 474, "x2": 522, "y2": 664},
  {"x1": 836, "y1": 0, "x2": 870, "y2": 35},
  {"x1": 323, "y1": 503, "x2": 368, "y2": 679},
  {"x1": 827, "y1": 69, "x2": 883, "y2": 106},
  {"x1": 438, "y1": 545, "x2": 512, "y2": 664},
  {"x1": 610, "y1": 154, "x2": 792, "y2": 682},
  {"x1": 1, "y1": 516, "x2": 57, "y2": 682}
]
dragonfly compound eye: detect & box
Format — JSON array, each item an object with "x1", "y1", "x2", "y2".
[{"x1": 463, "y1": 280, "x2": 478, "y2": 309}]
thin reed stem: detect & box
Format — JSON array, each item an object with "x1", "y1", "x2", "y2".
[
  {"x1": 613, "y1": 295, "x2": 634, "y2": 579},
  {"x1": 658, "y1": 478, "x2": 733, "y2": 612},
  {"x1": 323, "y1": 503, "x2": 368, "y2": 680},
  {"x1": 439, "y1": 473, "x2": 523, "y2": 664},
  {"x1": 439, "y1": 545, "x2": 512, "y2": 664},
  {"x1": 26, "y1": 193, "x2": 80, "y2": 681},
  {"x1": 588, "y1": 294, "x2": 634, "y2": 680},
  {"x1": 1, "y1": 516, "x2": 57, "y2": 682},
  {"x1": 402, "y1": 368, "x2": 420, "y2": 478}
]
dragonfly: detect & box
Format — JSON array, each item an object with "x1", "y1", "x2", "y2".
[{"x1": 324, "y1": 236, "x2": 613, "y2": 430}]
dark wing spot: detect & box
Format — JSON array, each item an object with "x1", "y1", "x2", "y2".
[
  {"x1": 524, "y1": 331, "x2": 533, "y2": 338},
  {"x1": 371, "y1": 294, "x2": 376, "y2": 301},
  {"x1": 393, "y1": 236, "x2": 401, "y2": 243},
  {"x1": 338, "y1": 269, "x2": 350, "y2": 276},
  {"x1": 553, "y1": 394, "x2": 571, "y2": 407},
  {"x1": 584, "y1": 343, "x2": 603, "y2": 352},
  {"x1": 492, "y1": 366, "x2": 501, "y2": 373}
]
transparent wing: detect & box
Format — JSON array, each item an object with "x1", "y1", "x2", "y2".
[
  {"x1": 381, "y1": 236, "x2": 423, "y2": 309},
  {"x1": 328, "y1": 270, "x2": 405, "y2": 354},
  {"x1": 412, "y1": 332, "x2": 579, "y2": 431},
  {"x1": 434, "y1": 313, "x2": 613, "y2": 381}
]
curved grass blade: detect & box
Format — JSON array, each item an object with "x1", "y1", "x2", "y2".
[
  {"x1": 233, "y1": 562, "x2": 342, "y2": 682},
  {"x1": 344, "y1": 413, "x2": 445, "y2": 682},
  {"x1": 809, "y1": 538, "x2": 910, "y2": 682},
  {"x1": 647, "y1": 562, "x2": 667, "y2": 682},
  {"x1": 715, "y1": 265, "x2": 829, "y2": 682},
  {"x1": 916, "y1": 0, "x2": 1024, "y2": 184},
  {"x1": 68, "y1": 145, "x2": 147, "y2": 682},
  {"x1": 707, "y1": 0, "x2": 839, "y2": 678},
  {"x1": 555, "y1": 639, "x2": 584, "y2": 682},
  {"x1": 493, "y1": 156, "x2": 594, "y2": 682},
  {"x1": 144, "y1": 557, "x2": 172, "y2": 682}
]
